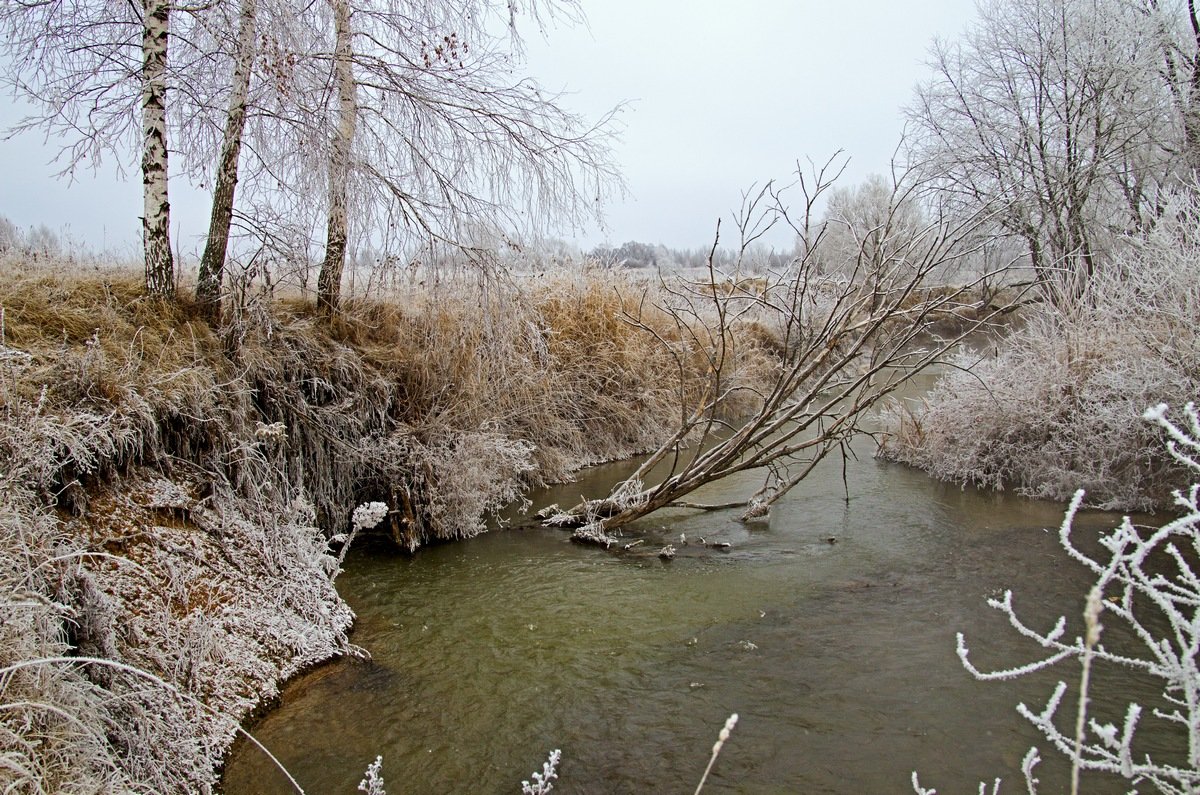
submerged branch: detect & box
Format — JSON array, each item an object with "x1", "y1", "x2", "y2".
[{"x1": 667, "y1": 500, "x2": 750, "y2": 511}]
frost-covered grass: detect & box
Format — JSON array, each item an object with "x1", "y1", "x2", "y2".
[
  {"x1": 0, "y1": 268, "x2": 356, "y2": 791},
  {"x1": 0, "y1": 257, "x2": 747, "y2": 792},
  {"x1": 880, "y1": 203, "x2": 1200, "y2": 510}
]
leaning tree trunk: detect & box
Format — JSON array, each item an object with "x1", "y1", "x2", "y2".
[
  {"x1": 141, "y1": 0, "x2": 174, "y2": 298},
  {"x1": 539, "y1": 162, "x2": 1017, "y2": 548},
  {"x1": 196, "y1": 0, "x2": 258, "y2": 322},
  {"x1": 316, "y1": 0, "x2": 356, "y2": 317}
]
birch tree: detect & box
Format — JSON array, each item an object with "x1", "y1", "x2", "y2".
[
  {"x1": 0, "y1": 0, "x2": 258, "y2": 298},
  {"x1": 194, "y1": 0, "x2": 258, "y2": 318},
  {"x1": 0, "y1": 0, "x2": 190, "y2": 295},
  {"x1": 174, "y1": 0, "x2": 333, "y2": 312},
  {"x1": 140, "y1": 0, "x2": 174, "y2": 296},
  {"x1": 316, "y1": 0, "x2": 356, "y2": 316},
  {"x1": 297, "y1": 0, "x2": 619, "y2": 314}
]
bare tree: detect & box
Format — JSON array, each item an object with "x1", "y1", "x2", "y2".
[
  {"x1": 907, "y1": 0, "x2": 1181, "y2": 298},
  {"x1": 295, "y1": 0, "x2": 620, "y2": 314},
  {"x1": 1150, "y1": 0, "x2": 1200, "y2": 175},
  {"x1": 316, "y1": 0, "x2": 357, "y2": 315},
  {"x1": 542, "y1": 159, "x2": 1011, "y2": 545},
  {"x1": 0, "y1": 217, "x2": 17, "y2": 253},
  {"x1": 140, "y1": 0, "x2": 174, "y2": 296},
  {"x1": 0, "y1": 0, "x2": 191, "y2": 295},
  {"x1": 0, "y1": 0, "x2": 270, "y2": 297},
  {"x1": 819, "y1": 172, "x2": 930, "y2": 312}
]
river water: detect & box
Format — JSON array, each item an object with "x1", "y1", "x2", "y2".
[{"x1": 222, "y1": 440, "x2": 1167, "y2": 794}]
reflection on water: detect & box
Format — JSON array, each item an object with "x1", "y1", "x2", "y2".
[{"x1": 222, "y1": 447, "x2": 1163, "y2": 794}]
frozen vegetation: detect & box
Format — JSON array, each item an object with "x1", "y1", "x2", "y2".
[
  {"x1": 880, "y1": 191, "x2": 1200, "y2": 511},
  {"x1": 0, "y1": 0, "x2": 1198, "y2": 788},
  {"x1": 879, "y1": 0, "x2": 1200, "y2": 514},
  {"x1": 0, "y1": 261, "x2": 740, "y2": 792},
  {"x1": 915, "y1": 403, "x2": 1200, "y2": 794}
]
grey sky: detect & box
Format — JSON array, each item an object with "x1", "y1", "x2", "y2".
[
  {"x1": 0, "y1": 1, "x2": 976, "y2": 256},
  {"x1": 524, "y1": 0, "x2": 976, "y2": 250}
]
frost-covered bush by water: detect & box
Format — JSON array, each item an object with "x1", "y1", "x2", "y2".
[{"x1": 881, "y1": 198, "x2": 1200, "y2": 510}]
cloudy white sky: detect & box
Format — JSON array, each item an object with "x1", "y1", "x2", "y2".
[{"x1": 0, "y1": 0, "x2": 977, "y2": 257}]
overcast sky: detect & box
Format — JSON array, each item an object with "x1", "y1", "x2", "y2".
[{"x1": 0, "y1": 0, "x2": 977, "y2": 257}]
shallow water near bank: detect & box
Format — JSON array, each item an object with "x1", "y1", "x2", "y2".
[{"x1": 221, "y1": 435, "x2": 1173, "y2": 794}]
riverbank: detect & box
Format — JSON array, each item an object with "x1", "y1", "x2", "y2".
[
  {"x1": 0, "y1": 255, "x2": 1020, "y2": 791},
  {"x1": 0, "y1": 261, "x2": 742, "y2": 792},
  {"x1": 877, "y1": 217, "x2": 1200, "y2": 511}
]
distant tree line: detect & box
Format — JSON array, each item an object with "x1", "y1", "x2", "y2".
[
  {"x1": 0, "y1": 216, "x2": 62, "y2": 260},
  {"x1": 587, "y1": 240, "x2": 794, "y2": 273}
]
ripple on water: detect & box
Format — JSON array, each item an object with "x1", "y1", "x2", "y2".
[{"x1": 223, "y1": 454, "x2": 1165, "y2": 794}]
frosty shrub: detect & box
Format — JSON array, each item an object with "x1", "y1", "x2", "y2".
[
  {"x1": 881, "y1": 193, "x2": 1200, "y2": 510},
  {"x1": 360, "y1": 425, "x2": 536, "y2": 551},
  {"x1": 915, "y1": 403, "x2": 1200, "y2": 794}
]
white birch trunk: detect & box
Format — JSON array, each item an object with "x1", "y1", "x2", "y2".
[
  {"x1": 196, "y1": 0, "x2": 258, "y2": 320},
  {"x1": 317, "y1": 0, "x2": 356, "y2": 316},
  {"x1": 141, "y1": 0, "x2": 174, "y2": 297}
]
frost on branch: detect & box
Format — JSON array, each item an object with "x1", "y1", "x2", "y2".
[
  {"x1": 351, "y1": 501, "x2": 389, "y2": 532},
  {"x1": 917, "y1": 403, "x2": 1200, "y2": 793},
  {"x1": 521, "y1": 748, "x2": 561, "y2": 795},
  {"x1": 358, "y1": 755, "x2": 385, "y2": 795}
]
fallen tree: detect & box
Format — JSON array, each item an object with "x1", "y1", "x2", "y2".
[{"x1": 542, "y1": 159, "x2": 1018, "y2": 545}]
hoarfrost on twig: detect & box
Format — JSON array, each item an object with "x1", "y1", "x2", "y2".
[
  {"x1": 694, "y1": 713, "x2": 738, "y2": 795},
  {"x1": 521, "y1": 749, "x2": 561, "y2": 795},
  {"x1": 358, "y1": 755, "x2": 385, "y2": 795},
  {"x1": 916, "y1": 403, "x2": 1200, "y2": 794},
  {"x1": 351, "y1": 501, "x2": 390, "y2": 532}
]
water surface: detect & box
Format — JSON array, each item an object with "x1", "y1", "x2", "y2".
[{"x1": 223, "y1": 447, "x2": 1162, "y2": 793}]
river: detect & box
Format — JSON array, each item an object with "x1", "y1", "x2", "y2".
[{"x1": 220, "y1": 429, "x2": 1171, "y2": 794}]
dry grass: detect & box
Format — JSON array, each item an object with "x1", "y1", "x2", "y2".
[
  {"x1": 0, "y1": 257, "x2": 766, "y2": 792},
  {"x1": 0, "y1": 259, "x2": 356, "y2": 793}
]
